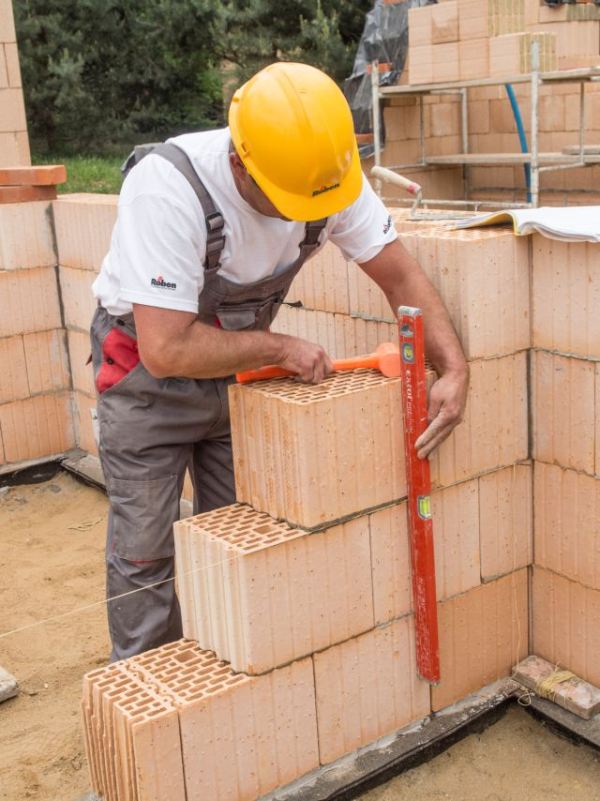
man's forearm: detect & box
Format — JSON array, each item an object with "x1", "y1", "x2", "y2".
[
  {"x1": 133, "y1": 304, "x2": 333, "y2": 382},
  {"x1": 140, "y1": 318, "x2": 284, "y2": 378}
]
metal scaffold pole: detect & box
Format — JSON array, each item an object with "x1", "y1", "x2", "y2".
[
  {"x1": 530, "y1": 41, "x2": 540, "y2": 207},
  {"x1": 371, "y1": 60, "x2": 382, "y2": 195}
]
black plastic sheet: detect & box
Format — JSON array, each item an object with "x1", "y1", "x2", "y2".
[{"x1": 344, "y1": 0, "x2": 437, "y2": 158}]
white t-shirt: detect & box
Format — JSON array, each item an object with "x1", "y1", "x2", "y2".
[{"x1": 93, "y1": 128, "x2": 397, "y2": 315}]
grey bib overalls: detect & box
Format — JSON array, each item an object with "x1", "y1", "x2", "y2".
[{"x1": 91, "y1": 144, "x2": 326, "y2": 661}]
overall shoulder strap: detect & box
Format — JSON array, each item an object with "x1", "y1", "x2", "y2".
[
  {"x1": 151, "y1": 142, "x2": 226, "y2": 273},
  {"x1": 295, "y1": 217, "x2": 328, "y2": 269}
]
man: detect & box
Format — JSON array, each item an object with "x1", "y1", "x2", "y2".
[{"x1": 92, "y1": 62, "x2": 468, "y2": 661}]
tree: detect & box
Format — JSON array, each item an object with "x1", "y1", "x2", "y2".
[
  {"x1": 14, "y1": 0, "x2": 224, "y2": 153},
  {"x1": 216, "y1": 0, "x2": 372, "y2": 86}
]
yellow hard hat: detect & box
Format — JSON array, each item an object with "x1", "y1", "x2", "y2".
[{"x1": 229, "y1": 62, "x2": 362, "y2": 221}]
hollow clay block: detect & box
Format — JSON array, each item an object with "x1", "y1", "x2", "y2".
[
  {"x1": 479, "y1": 462, "x2": 533, "y2": 581},
  {"x1": 431, "y1": 1, "x2": 458, "y2": 44},
  {"x1": 431, "y1": 568, "x2": 529, "y2": 712},
  {"x1": 0, "y1": 200, "x2": 55, "y2": 268},
  {"x1": 513, "y1": 654, "x2": 600, "y2": 720},
  {"x1": 0, "y1": 266, "x2": 62, "y2": 338},
  {"x1": 0, "y1": 666, "x2": 18, "y2": 702},
  {"x1": 0, "y1": 392, "x2": 75, "y2": 463},
  {"x1": 175, "y1": 503, "x2": 375, "y2": 673},
  {"x1": 270, "y1": 305, "x2": 396, "y2": 359},
  {"x1": 0, "y1": 335, "x2": 28, "y2": 404},
  {"x1": 229, "y1": 370, "x2": 406, "y2": 529},
  {"x1": 532, "y1": 351, "x2": 595, "y2": 476},
  {"x1": 408, "y1": 5, "x2": 433, "y2": 46},
  {"x1": 489, "y1": 32, "x2": 557, "y2": 77},
  {"x1": 430, "y1": 352, "x2": 528, "y2": 488},
  {"x1": 313, "y1": 616, "x2": 431, "y2": 764},
  {"x1": 532, "y1": 238, "x2": 600, "y2": 360},
  {"x1": 532, "y1": 567, "x2": 600, "y2": 689},
  {"x1": 286, "y1": 241, "x2": 351, "y2": 315},
  {"x1": 58, "y1": 265, "x2": 98, "y2": 332},
  {"x1": 127, "y1": 640, "x2": 320, "y2": 801},
  {"x1": 53, "y1": 193, "x2": 118, "y2": 272},
  {"x1": 459, "y1": 38, "x2": 490, "y2": 81},
  {"x1": 432, "y1": 478, "x2": 481, "y2": 601},
  {"x1": 533, "y1": 462, "x2": 600, "y2": 590},
  {"x1": 22, "y1": 329, "x2": 70, "y2": 395},
  {"x1": 404, "y1": 227, "x2": 530, "y2": 361},
  {"x1": 81, "y1": 662, "x2": 185, "y2": 801},
  {"x1": 370, "y1": 502, "x2": 412, "y2": 625}
]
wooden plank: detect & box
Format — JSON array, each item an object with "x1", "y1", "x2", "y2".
[
  {"x1": 0, "y1": 185, "x2": 57, "y2": 203},
  {"x1": 424, "y1": 152, "x2": 581, "y2": 166},
  {"x1": 379, "y1": 66, "x2": 600, "y2": 97},
  {"x1": 0, "y1": 165, "x2": 66, "y2": 186},
  {"x1": 563, "y1": 145, "x2": 600, "y2": 155}
]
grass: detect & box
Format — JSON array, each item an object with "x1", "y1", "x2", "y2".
[{"x1": 32, "y1": 154, "x2": 125, "y2": 195}]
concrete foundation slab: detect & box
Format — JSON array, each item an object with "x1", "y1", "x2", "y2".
[{"x1": 524, "y1": 694, "x2": 600, "y2": 751}]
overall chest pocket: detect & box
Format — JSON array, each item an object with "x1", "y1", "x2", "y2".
[{"x1": 215, "y1": 295, "x2": 283, "y2": 331}]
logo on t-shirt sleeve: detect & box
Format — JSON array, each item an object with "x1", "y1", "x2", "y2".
[
  {"x1": 151, "y1": 275, "x2": 177, "y2": 290},
  {"x1": 383, "y1": 215, "x2": 392, "y2": 235}
]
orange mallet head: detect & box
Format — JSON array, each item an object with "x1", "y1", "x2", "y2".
[{"x1": 373, "y1": 342, "x2": 401, "y2": 377}]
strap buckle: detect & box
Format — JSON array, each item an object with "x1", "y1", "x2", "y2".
[{"x1": 206, "y1": 211, "x2": 225, "y2": 233}]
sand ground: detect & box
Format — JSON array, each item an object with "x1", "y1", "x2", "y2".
[{"x1": 1, "y1": 472, "x2": 599, "y2": 801}]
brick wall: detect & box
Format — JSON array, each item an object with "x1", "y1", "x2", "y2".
[
  {"x1": 529, "y1": 238, "x2": 600, "y2": 687},
  {"x1": 0, "y1": 201, "x2": 74, "y2": 468},
  {"x1": 3, "y1": 189, "x2": 599, "y2": 801},
  {"x1": 0, "y1": 0, "x2": 29, "y2": 166}
]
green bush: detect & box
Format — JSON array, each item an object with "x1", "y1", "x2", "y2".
[
  {"x1": 16, "y1": 0, "x2": 370, "y2": 156},
  {"x1": 219, "y1": 0, "x2": 372, "y2": 86},
  {"x1": 15, "y1": 0, "x2": 224, "y2": 154}
]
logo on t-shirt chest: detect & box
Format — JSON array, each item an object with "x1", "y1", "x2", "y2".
[{"x1": 151, "y1": 275, "x2": 177, "y2": 290}]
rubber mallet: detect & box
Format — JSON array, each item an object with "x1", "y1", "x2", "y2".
[{"x1": 236, "y1": 342, "x2": 401, "y2": 383}]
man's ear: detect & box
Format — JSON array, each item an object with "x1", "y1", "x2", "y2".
[{"x1": 229, "y1": 151, "x2": 246, "y2": 179}]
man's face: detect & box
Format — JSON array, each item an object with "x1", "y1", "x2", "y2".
[{"x1": 228, "y1": 152, "x2": 291, "y2": 220}]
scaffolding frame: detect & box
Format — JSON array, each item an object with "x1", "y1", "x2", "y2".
[{"x1": 371, "y1": 44, "x2": 600, "y2": 209}]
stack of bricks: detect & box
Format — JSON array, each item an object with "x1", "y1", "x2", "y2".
[
  {"x1": 0, "y1": 164, "x2": 66, "y2": 203},
  {"x1": 0, "y1": 0, "x2": 30, "y2": 166},
  {"x1": 52, "y1": 193, "x2": 118, "y2": 457},
  {"x1": 381, "y1": 0, "x2": 600, "y2": 205},
  {"x1": 81, "y1": 219, "x2": 532, "y2": 801},
  {"x1": 0, "y1": 197, "x2": 74, "y2": 469},
  {"x1": 406, "y1": 0, "x2": 600, "y2": 85},
  {"x1": 529, "y1": 0, "x2": 600, "y2": 71},
  {"x1": 530, "y1": 236, "x2": 600, "y2": 690},
  {"x1": 51, "y1": 191, "x2": 197, "y2": 502}
]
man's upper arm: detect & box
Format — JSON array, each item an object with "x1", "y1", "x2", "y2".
[
  {"x1": 133, "y1": 304, "x2": 197, "y2": 377},
  {"x1": 327, "y1": 175, "x2": 397, "y2": 264},
  {"x1": 357, "y1": 238, "x2": 416, "y2": 298}
]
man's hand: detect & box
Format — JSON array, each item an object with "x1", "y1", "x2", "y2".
[
  {"x1": 276, "y1": 335, "x2": 333, "y2": 383},
  {"x1": 415, "y1": 367, "x2": 469, "y2": 459},
  {"x1": 358, "y1": 238, "x2": 470, "y2": 458}
]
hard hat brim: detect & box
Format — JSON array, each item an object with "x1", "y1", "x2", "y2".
[{"x1": 249, "y1": 143, "x2": 364, "y2": 222}]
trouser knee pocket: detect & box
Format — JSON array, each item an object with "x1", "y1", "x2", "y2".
[{"x1": 107, "y1": 474, "x2": 179, "y2": 561}]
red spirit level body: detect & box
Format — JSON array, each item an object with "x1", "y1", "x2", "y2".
[{"x1": 398, "y1": 306, "x2": 440, "y2": 684}]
